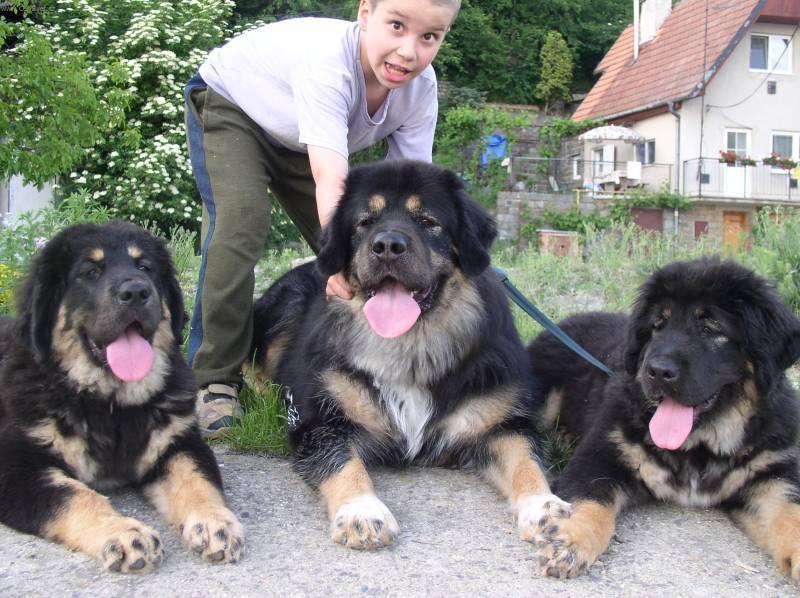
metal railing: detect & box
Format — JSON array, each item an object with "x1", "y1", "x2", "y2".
[{"x1": 682, "y1": 158, "x2": 798, "y2": 202}]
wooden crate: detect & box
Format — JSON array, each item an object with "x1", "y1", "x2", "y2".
[{"x1": 537, "y1": 229, "x2": 580, "y2": 258}]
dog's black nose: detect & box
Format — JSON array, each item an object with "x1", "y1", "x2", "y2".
[
  {"x1": 116, "y1": 279, "x2": 152, "y2": 306},
  {"x1": 372, "y1": 231, "x2": 408, "y2": 261},
  {"x1": 646, "y1": 358, "x2": 679, "y2": 384}
]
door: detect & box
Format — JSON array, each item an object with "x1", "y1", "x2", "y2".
[
  {"x1": 723, "y1": 211, "x2": 748, "y2": 251},
  {"x1": 723, "y1": 129, "x2": 752, "y2": 198},
  {"x1": 632, "y1": 208, "x2": 663, "y2": 232}
]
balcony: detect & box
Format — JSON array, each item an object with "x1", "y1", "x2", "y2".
[{"x1": 682, "y1": 158, "x2": 799, "y2": 203}]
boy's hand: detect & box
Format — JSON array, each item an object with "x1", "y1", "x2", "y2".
[{"x1": 326, "y1": 272, "x2": 353, "y2": 301}]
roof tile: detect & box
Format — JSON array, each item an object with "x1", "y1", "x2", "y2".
[{"x1": 573, "y1": 0, "x2": 763, "y2": 121}]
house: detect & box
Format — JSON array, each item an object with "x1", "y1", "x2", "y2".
[
  {"x1": 572, "y1": 0, "x2": 800, "y2": 247},
  {"x1": 0, "y1": 177, "x2": 54, "y2": 227}
]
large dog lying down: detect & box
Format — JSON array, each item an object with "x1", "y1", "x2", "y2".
[
  {"x1": 527, "y1": 257, "x2": 800, "y2": 579},
  {"x1": 253, "y1": 160, "x2": 565, "y2": 549},
  {"x1": 0, "y1": 221, "x2": 243, "y2": 573}
]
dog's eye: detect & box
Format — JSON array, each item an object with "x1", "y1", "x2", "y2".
[
  {"x1": 357, "y1": 216, "x2": 375, "y2": 228},
  {"x1": 416, "y1": 216, "x2": 440, "y2": 229},
  {"x1": 137, "y1": 259, "x2": 152, "y2": 272},
  {"x1": 79, "y1": 262, "x2": 102, "y2": 280}
]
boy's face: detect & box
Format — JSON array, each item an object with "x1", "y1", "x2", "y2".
[{"x1": 358, "y1": 0, "x2": 455, "y2": 89}]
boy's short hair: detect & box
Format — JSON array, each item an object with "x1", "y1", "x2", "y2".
[{"x1": 369, "y1": 0, "x2": 462, "y2": 14}]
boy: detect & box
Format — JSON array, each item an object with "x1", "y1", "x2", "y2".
[{"x1": 184, "y1": 0, "x2": 461, "y2": 437}]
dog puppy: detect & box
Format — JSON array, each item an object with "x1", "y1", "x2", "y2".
[
  {"x1": 253, "y1": 160, "x2": 565, "y2": 550},
  {"x1": 0, "y1": 221, "x2": 244, "y2": 573},
  {"x1": 528, "y1": 257, "x2": 800, "y2": 579}
]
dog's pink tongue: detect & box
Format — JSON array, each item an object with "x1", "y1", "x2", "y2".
[
  {"x1": 363, "y1": 281, "x2": 421, "y2": 338},
  {"x1": 649, "y1": 398, "x2": 694, "y2": 450},
  {"x1": 105, "y1": 328, "x2": 154, "y2": 382}
]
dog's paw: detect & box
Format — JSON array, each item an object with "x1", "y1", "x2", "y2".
[
  {"x1": 100, "y1": 518, "x2": 164, "y2": 574},
  {"x1": 180, "y1": 507, "x2": 245, "y2": 564},
  {"x1": 330, "y1": 494, "x2": 399, "y2": 550},
  {"x1": 775, "y1": 543, "x2": 800, "y2": 579},
  {"x1": 516, "y1": 493, "x2": 572, "y2": 543},
  {"x1": 533, "y1": 500, "x2": 613, "y2": 579}
]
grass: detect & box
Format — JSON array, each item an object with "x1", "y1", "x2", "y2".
[{"x1": 218, "y1": 377, "x2": 289, "y2": 455}]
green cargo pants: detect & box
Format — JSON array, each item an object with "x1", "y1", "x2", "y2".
[{"x1": 184, "y1": 73, "x2": 321, "y2": 389}]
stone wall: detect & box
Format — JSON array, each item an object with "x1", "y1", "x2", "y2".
[
  {"x1": 496, "y1": 191, "x2": 614, "y2": 241},
  {"x1": 496, "y1": 192, "x2": 759, "y2": 246}
]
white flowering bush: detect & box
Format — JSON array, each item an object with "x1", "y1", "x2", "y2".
[
  {"x1": 0, "y1": 1, "x2": 124, "y2": 185},
  {"x1": 44, "y1": 0, "x2": 234, "y2": 231}
]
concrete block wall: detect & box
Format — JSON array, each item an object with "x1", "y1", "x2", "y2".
[{"x1": 496, "y1": 191, "x2": 613, "y2": 241}]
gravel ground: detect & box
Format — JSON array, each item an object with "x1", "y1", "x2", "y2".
[{"x1": 2, "y1": 447, "x2": 798, "y2": 598}]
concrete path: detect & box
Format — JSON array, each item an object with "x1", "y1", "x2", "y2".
[{"x1": 2, "y1": 447, "x2": 797, "y2": 597}]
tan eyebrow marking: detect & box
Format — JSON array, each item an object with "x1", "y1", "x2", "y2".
[
  {"x1": 368, "y1": 194, "x2": 386, "y2": 214},
  {"x1": 128, "y1": 245, "x2": 142, "y2": 259},
  {"x1": 405, "y1": 194, "x2": 421, "y2": 212},
  {"x1": 89, "y1": 249, "x2": 104, "y2": 262}
]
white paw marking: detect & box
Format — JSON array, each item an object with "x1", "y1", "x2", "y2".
[
  {"x1": 331, "y1": 494, "x2": 399, "y2": 549},
  {"x1": 516, "y1": 493, "x2": 572, "y2": 542}
]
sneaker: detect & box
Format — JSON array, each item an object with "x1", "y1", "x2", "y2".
[{"x1": 197, "y1": 383, "x2": 243, "y2": 439}]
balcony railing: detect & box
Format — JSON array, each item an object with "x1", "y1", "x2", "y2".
[
  {"x1": 510, "y1": 157, "x2": 673, "y2": 196},
  {"x1": 683, "y1": 158, "x2": 799, "y2": 202}
]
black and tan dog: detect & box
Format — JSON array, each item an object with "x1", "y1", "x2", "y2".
[
  {"x1": 0, "y1": 221, "x2": 243, "y2": 573},
  {"x1": 252, "y1": 160, "x2": 565, "y2": 549},
  {"x1": 527, "y1": 257, "x2": 800, "y2": 579}
]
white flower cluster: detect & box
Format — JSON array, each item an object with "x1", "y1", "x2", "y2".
[{"x1": 49, "y1": 0, "x2": 234, "y2": 230}]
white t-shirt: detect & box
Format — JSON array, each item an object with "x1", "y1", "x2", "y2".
[{"x1": 198, "y1": 18, "x2": 438, "y2": 162}]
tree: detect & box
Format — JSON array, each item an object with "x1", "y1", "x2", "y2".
[
  {"x1": 0, "y1": 1, "x2": 126, "y2": 186},
  {"x1": 535, "y1": 31, "x2": 573, "y2": 112},
  {"x1": 436, "y1": 0, "x2": 630, "y2": 102},
  {"x1": 50, "y1": 0, "x2": 234, "y2": 232}
]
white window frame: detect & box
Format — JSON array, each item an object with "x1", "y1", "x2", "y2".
[
  {"x1": 770, "y1": 131, "x2": 799, "y2": 173},
  {"x1": 750, "y1": 33, "x2": 792, "y2": 75},
  {"x1": 592, "y1": 147, "x2": 604, "y2": 177},
  {"x1": 725, "y1": 128, "x2": 751, "y2": 159},
  {"x1": 571, "y1": 154, "x2": 582, "y2": 180}
]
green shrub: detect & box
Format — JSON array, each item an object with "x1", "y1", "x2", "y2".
[
  {"x1": 746, "y1": 207, "x2": 800, "y2": 311},
  {"x1": 434, "y1": 105, "x2": 529, "y2": 210}
]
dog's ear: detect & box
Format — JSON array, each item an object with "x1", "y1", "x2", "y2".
[
  {"x1": 316, "y1": 168, "x2": 365, "y2": 279},
  {"x1": 16, "y1": 231, "x2": 74, "y2": 361},
  {"x1": 623, "y1": 292, "x2": 653, "y2": 375},
  {"x1": 156, "y1": 239, "x2": 187, "y2": 343},
  {"x1": 740, "y1": 287, "x2": 800, "y2": 394},
  {"x1": 316, "y1": 203, "x2": 351, "y2": 278},
  {"x1": 449, "y1": 173, "x2": 496, "y2": 276}
]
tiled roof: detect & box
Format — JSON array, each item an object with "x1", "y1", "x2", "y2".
[{"x1": 572, "y1": 0, "x2": 765, "y2": 121}]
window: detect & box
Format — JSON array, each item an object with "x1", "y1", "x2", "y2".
[
  {"x1": 592, "y1": 145, "x2": 614, "y2": 177},
  {"x1": 694, "y1": 221, "x2": 709, "y2": 239},
  {"x1": 571, "y1": 154, "x2": 582, "y2": 180},
  {"x1": 592, "y1": 148, "x2": 604, "y2": 177},
  {"x1": 770, "y1": 132, "x2": 799, "y2": 172},
  {"x1": 726, "y1": 130, "x2": 749, "y2": 159},
  {"x1": 772, "y1": 133, "x2": 796, "y2": 159},
  {"x1": 750, "y1": 34, "x2": 792, "y2": 74},
  {"x1": 635, "y1": 140, "x2": 656, "y2": 164}
]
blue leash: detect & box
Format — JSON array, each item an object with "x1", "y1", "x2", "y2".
[{"x1": 493, "y1": 267, "x2": 613, "y2": 376}]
